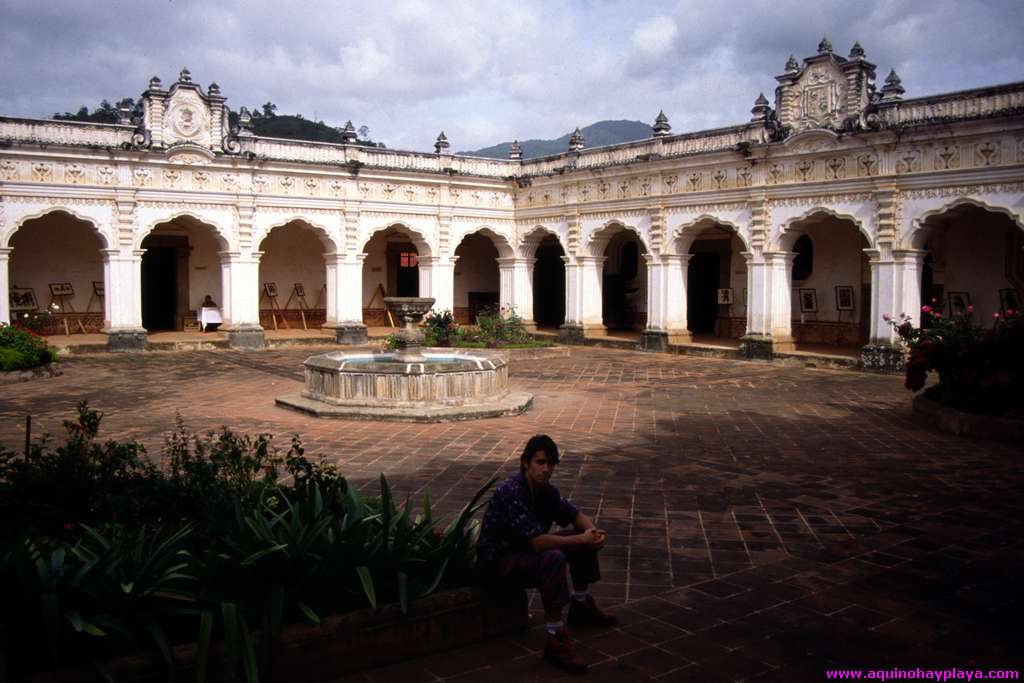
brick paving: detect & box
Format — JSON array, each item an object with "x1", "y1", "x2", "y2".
[{"x1": 2, "y1": 347, "x2": 1023, "y2": 681}]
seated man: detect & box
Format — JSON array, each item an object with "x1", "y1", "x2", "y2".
[{"x1": 476, "y1": 434, "x2": 616, "y2": 674}]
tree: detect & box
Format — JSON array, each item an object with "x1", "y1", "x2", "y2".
[
  {"x1": 261, "y1": 102, "x2": 278, "y2": 118},
  {"x1": 358, "y1": 125, "x2": 370, "y2": 141}
]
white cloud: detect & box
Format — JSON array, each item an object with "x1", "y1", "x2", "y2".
[{"x1": 631, "y1": 15, "x2": 679, "y2": 57}]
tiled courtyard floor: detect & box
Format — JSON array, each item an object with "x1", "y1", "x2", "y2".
[{"x1": 2, "y1": 347, "x2": 1022, "y2": 681}]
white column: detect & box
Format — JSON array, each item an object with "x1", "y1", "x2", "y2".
[
  {"x1": 418, "y1": 256, "x2": 455, "y2": 312},
  {"x1": 101, "y1": 248, "x2": 145, "y2": 331},
  {"x1": 219, "y1": 251, "x2": 263, "y2": 328},
  {"x1": 665, "y1": 254, "x2": 691, "y2": 342},
  {"x1": 577, "y1": 255, "x2": 605, "y2": 330},
  {"x1": 866, "y1": 246, "x2": 925, "y2": 345},
  {"x1": 896, "y1": 249, "x2": 926, "y2": 330},
  {"x1": 497, "y1": 256, "x2": 534, "y2": 322},
  {"x1": 743, "y1": 251, "x2": 769, "y2": 337},
  {"x1": 324, "y1": 252, "x2": 365, "y2": 325},
  {"x1": 0, "y1": 248, "x2": 11, "y2": 325},
  {"x1": 563, "y1": 256, "x2": 581, "y2": 325},
  {"x1": 765, "y1": 251, "x2": 795, "y2": 346}
]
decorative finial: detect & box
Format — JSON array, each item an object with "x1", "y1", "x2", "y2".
[
  {"x1": 340, "y1": 120, "x2": 358, "y2": 143},
  {"x1": 179, "y1": 67, "x2": 192, "y2": 83},
  {"x1": 508, "y1": 140, "x2": 522, "y2": 160},
  {"x1": 785, "y1": 54, "x2": 799, "y2": 72},
  {"x1": 817, "y1": 36, "x2": 833, "y2": 54},
  {"x1": 237, "y1": 107, "x2": 254, "y2": 135},
  {"x1": 750, "y1": 93, "x2": 771, "y2": 121},
  {"x1": 652, "y1": 110, "x2": 671, "y2": 137},
  {"x1": 849, "y1": 42, "x2": 865, "y2": 59},
  {"x1": 117, "y1": 105, "x2": 133, "y2": 125},
  {"x1": 880, "y1": 69, "x2": 905, "y2": 100},
  {"x1": 208, "y1": 82, "x2": 221, "y2": 96},
  {"x1": 435, "y1": 131, "x2": 450, "y2": 154},
  {"x1": 568, "y1": 127, "x2": 584, "y2": 152},
  {"x1": 148, "y1": 75, "x2": 163, "y2": 90}
]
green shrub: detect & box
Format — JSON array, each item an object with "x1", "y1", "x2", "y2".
[
  {"x1": 424, "y1": 308, "x2": 459, "y2": 347},
  {"x1": 0, "y1": 323, "x2": 58, "y2": 370},
  {"x1": 0, "y1": 403, "x2": 497, "y2": 681}
]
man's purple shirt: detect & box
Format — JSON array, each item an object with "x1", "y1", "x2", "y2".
[{"x1": 476, "y1": 471, "x2": 580, "y2": 563}]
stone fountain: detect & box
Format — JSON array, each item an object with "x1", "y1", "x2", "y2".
[{"x1": 275, "y1": 297, "x2": 532, "y2": 422}]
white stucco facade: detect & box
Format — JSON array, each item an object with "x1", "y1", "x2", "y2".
[{"x1": 1, "y1": 43, "x2": 1022, "y2": 366}]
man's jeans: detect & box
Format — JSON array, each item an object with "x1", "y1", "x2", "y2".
[{"x1": 480, "y1": 530, "x2": 602, "y2": 613}]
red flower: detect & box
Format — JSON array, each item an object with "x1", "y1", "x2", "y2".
[{"x1": 921, "y1": 305, "x2": 932, "y2": 314}]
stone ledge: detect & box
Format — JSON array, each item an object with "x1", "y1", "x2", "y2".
[
  {"x1": 276, "y1": 391, "x2": 533, "y2": 422},
  {"x1": 32, "y1": 586, "x2": 528, "y2": 683},
  {"x1": 0, "y1": 361, "x2": 62, "y2": 385},
  {"x1": 912, "y1": 394, "x2": 1024, "y2": 443}
]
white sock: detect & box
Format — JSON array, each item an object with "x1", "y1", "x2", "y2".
[
  {"x1": 572, "y1": 591, "x2": 588, "y2": 602},
  {"x1": 546, "y1": 620, "x2": 564, "y2": 635}
]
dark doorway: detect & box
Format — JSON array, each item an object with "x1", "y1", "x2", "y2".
[
  {"x1": 395, "y1": 250, "x2": 419, "y2": 296},
  {"x1": 533, "y1": 237, "x2": 565, "y2": 327},
  {"x1": 687, "y1": 251, "x2": 720, "y2": 334},
  {"x1": 141, "y1": 245, "x2": 179, "y2": 331}
]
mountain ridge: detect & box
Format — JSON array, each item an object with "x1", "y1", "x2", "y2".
[{"x1": 459, "y1": 119, "x2": 653, "y2": 159}]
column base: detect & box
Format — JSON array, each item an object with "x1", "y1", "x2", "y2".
[
  {"x1": 105, "y1": 328, "x2": 148, "y2": 352},
  {"x1": 861, "y1": 344, "x2": 906, "y2": 374},
  {"x1": 326, "y1": 323, "x2": 368, "y2": 345},
  {"x1": 225, "y1": 324, "x2": 266, "y2": 350},
  {"x1": 558, "y1": 323, "x2": 585, "y2": 345},
  {"x1": 640, "y1": 329, "x2": 669, "y2": 352},
  {"x1": 739, "y1": 334, "x2": 795, "y2": 359}
]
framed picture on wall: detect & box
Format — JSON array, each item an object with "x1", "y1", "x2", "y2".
[
  {"x1": 293, "y1": 283, "x2": 306, "y2": 299},
  {"x1": 10, "y1": 288, "x2": 38, "y2": 312},
  {"x1": 999, "y1": 288, "x2": 1021, "y2": 313},
  {"x1": 49, "y1": 282, "x2": 74, "y2": 297},
  {"x1": 92, "y1": 281, "x2": 104, "y2": 297},
  {"x1": 716, "y1": 288, "x2": 734, "y2": 305},
  {"x1": 263, "y1": 282, "x2": 278, "y2": 299},
  {"x1": 835, "y1": 285, "x2": 855, "y2": 311},
  {"x1": 798, "y1": 288, "x2": 818, "y2": 313},
  {"x1": 947, "y1": 291, "x2": 970, "y2": 316}
]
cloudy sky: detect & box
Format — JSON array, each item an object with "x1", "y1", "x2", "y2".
[{"x1": 2, "y1": 0, "x2": 1022, "y2": 152}]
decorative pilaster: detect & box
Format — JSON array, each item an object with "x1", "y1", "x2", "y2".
[
  {"x1": 102, "y1": 248, "x2": 148, "y2": 351},
  {"x1": 861, "y1": 243, "x2": 920, "y2": 373},
  {"x1": 324, "y1": 252, "x2": 367, "y2": 344},
  {"x1": 219, "y1": 250, "x2": 265, "y2": 349},
  {"x1": 0, "y1": 248, "x2": 11, "y2": 326},
  {"x1": 560, "y1": 255, "x2": 604, "y2": 343}
]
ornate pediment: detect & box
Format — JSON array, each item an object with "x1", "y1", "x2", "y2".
[
  {"x1": 788, "y1": 62, "x2": 847, "y2": 131},
  {"x1": 783, "y1": 129, "x2": 840, "y2": 153},
  {"x1": 141, "y1": 69, "x2": 230, "y2": 153}
]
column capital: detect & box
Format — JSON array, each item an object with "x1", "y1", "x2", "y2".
[
  {"x1": 495, "y1": 256, "x2": 532, "y2": 267},
  {"x1": 323, "y1": 251, "x2": 365, "y2": 265},
  {"x1": 659, "y1": 253, "x2": 692, "y2": 265},
  {"x1": 763, "y1": 250, "x2": 796, "y2": 265},
  {"x1": 574, "y1": 255, "x2": 607, "y2": 265},
  {"x1": 0, "y1": 247, "x2": 12, "y2": 258}
]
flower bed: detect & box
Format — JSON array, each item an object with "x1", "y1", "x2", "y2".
[
  {"x1": 0, "y1": 324, "x2": 59, "y2": 372},
  {"x1": 384, "y1": 306, "x2": 555, "y2": 351},
  {"x1": 887, "y1": 302, "x2": 1022, "y2": 421},
  {"x1": 1, "y1": 404, "x2": 498, "y2": 681}
]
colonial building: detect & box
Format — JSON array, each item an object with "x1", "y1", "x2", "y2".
[{"x1": 2, "y1": 40, "x2": 1022, "y2": 368}]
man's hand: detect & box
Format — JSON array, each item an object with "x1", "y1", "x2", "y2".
[{"x1": 577, "y1": 528, "x2": 607, "y2": 549}]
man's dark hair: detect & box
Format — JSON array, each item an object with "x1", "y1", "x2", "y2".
[{"x1": 520, "y1": 434, "x2": 560, "y2": 473}]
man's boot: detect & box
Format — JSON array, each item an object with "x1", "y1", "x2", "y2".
[
  {"x1": 544, "y1": 628, "x2": 588, "y2": 674},
  {"x1": 567, "y1": 594, "x2": 618, "y2": 628}
]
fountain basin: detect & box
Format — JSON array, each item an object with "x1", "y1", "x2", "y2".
[{"x1": 276, "y1": 348, "x2": 533, "y2": 422}]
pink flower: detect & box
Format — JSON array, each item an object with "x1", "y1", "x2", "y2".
[
  {"x1": 967, "y1": 305, "x2": 974, "y2": 314},
  {"x1": 882, "y1": 313, "x2": 891, "y2": 321},
  {"x1": 921, "y1": 305, "x2": 932, "y2": 314},
  {"x1": 993, "y1": 312, "x2": 1000, "y2": 319},
  {"x1": 931, "y1": 297, "x2": 937, "y2": 304},
  {"x1": 1008, "y1": 309, "x2": 1016, "y2": 316}
]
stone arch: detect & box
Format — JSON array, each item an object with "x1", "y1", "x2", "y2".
[
  {"x1": 450, "y1": 225, "x2": 514, "y2": 259},
  {"x1": 4, "y1": 207, "x2": 111, "y2": 249},
  {"x1": 776, "y1": 207, "x2": 874, "y2": 252},
  {"x1": 517, "y1": 225, "x2": 565, "y2": 258},
  {"x1": 669, "y1": 214, "x2": 750, "y2": 255},
  {"x1": 137, "y1": 211, "x2": 232, "y2": 251},
  {"x1": 360, "y1": 221, "x2": 433, "y2": 257},
  {"x1": 905, "y1": 197, "x2": 1024, "y2": 250},
  {"x1": 254, "y1": 216, "x2": 340, "y2": 252},
  {"x1": 585, "y1": 220, "x2": 651, "y2": 257}
]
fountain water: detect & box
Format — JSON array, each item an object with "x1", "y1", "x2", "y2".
[{"x1": 276, "y1": 297, "x2": 533, "y2": 421}]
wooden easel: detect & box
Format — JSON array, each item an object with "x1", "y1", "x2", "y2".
[
  {"x1": 366, "y1": 283, "x2": 395, "y2": 327},
  {"x1": 284, "y1": 283, "x2": 310, "y2": 330},
  {"x1": 313, "y1": 284, "x2": 326, "y2": 311},
  {"x1": 48, "y1": 283, "x2": 86, "y2": 335},
  {"x1": 260, "y1": 282, "x2": 287, "y2": 330},
  {"x1": 87, "y1": 281, "x2": 104, "y2": 314}
]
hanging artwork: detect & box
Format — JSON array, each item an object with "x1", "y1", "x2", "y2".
[
  {"x1": 798, "y1": 288, "x2": 818, "y2": 313},
  {"x1": 834, "y1": 285, "x2": 855, "y2": 311},
  {"x1": 716, "y1": 288, "x2": 734, "y2": 305},
  {"x1": 999, "y1": 288, "x2": 1021, "y2": 313},
  {"x1": 947, "y1": 291, "x2": 970, "y2": 316},
  {"x1": 10, "y1": 288, "x2": 38, "y2": 312}
]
